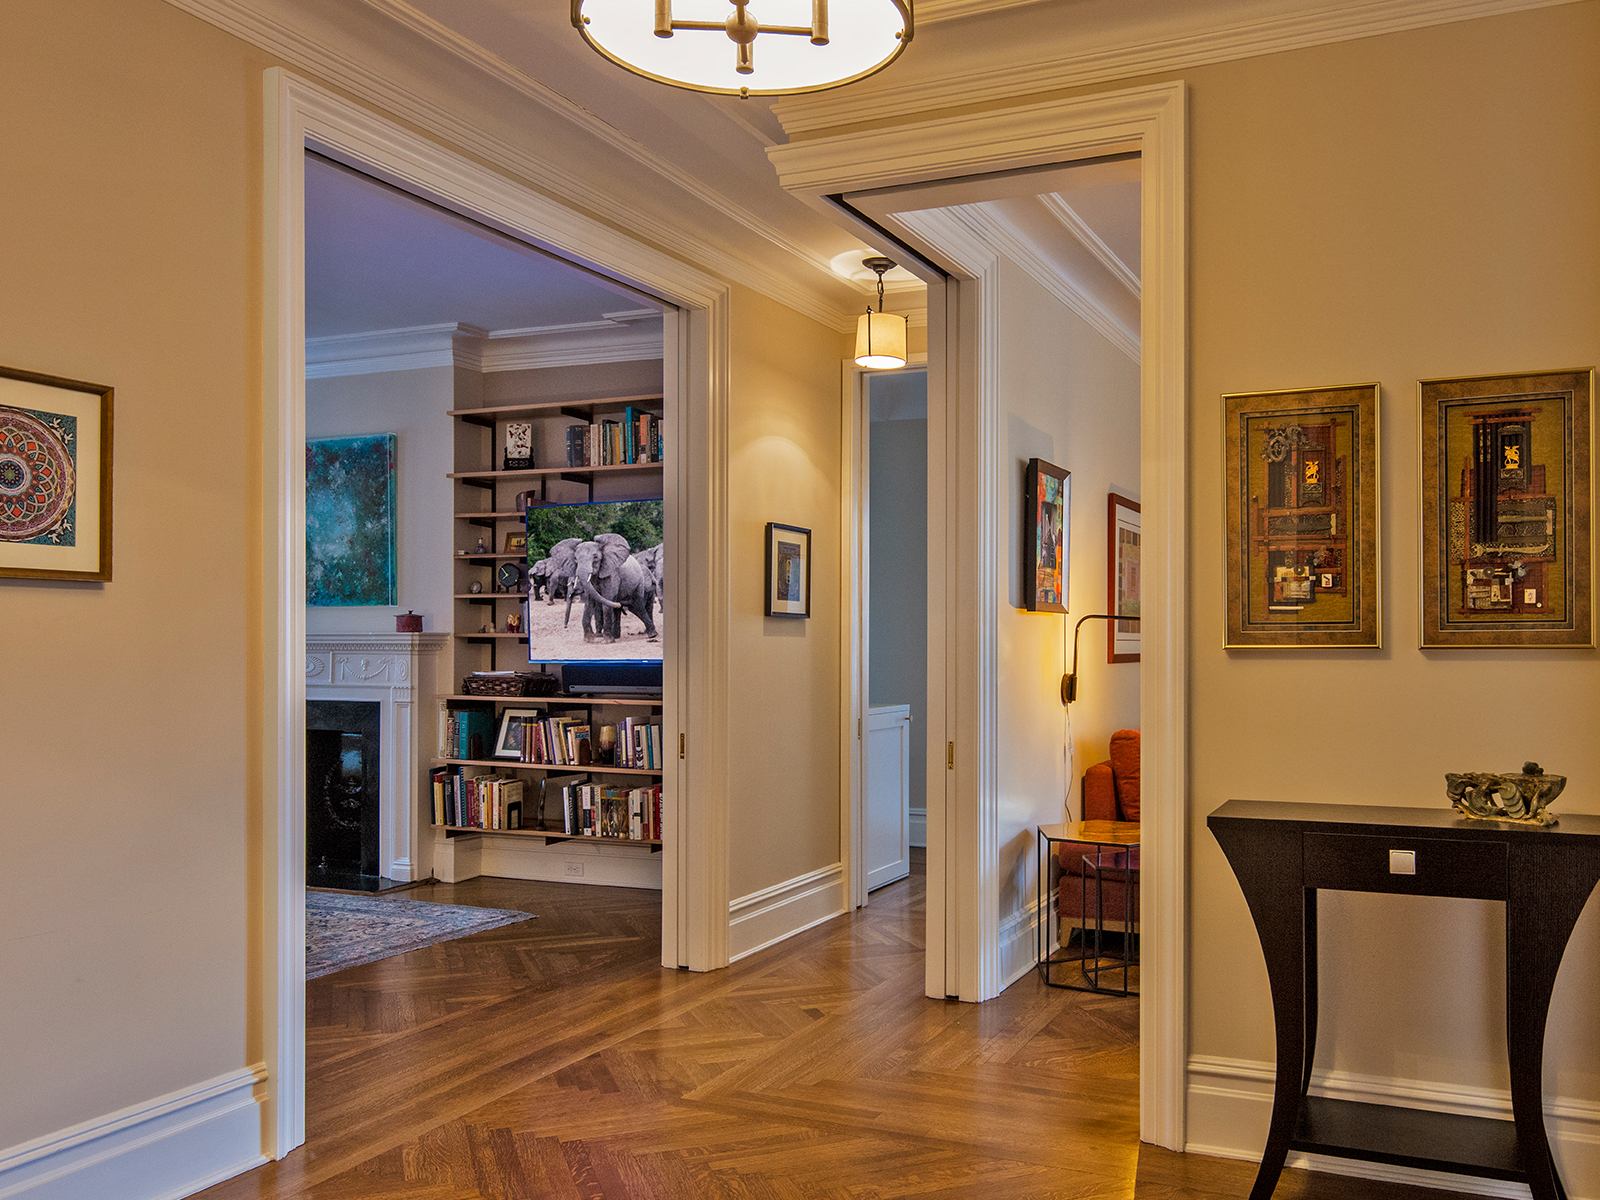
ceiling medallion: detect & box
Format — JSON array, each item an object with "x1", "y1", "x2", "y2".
[{"x1": 571, "y1": 1, "x2": 914, "y2": 98}]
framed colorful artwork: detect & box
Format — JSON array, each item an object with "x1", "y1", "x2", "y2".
[
  {"x1": 1420, "y1": 368, "x2": 1593, "y2": 648},
  {"x1": 1224, "y1": 383, "x2": 1380, "y2": 648},
  {"x1": 306, "y1": 433, "x2": 397, "y2": 606},
  {"x1": 0, "y1": 364, "x2": 113, "y2": 582},
  {"x1": 1024, "y1": 458, "x2": 1070, "y2": 613},
  {"x1": 1108, "y1": 493, "x2": 1141, "y2": 662},
  {"x1": 764, "y1": 522, "x2": 810, "y2": 618}
]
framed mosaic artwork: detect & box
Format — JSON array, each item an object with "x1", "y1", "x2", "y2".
[
  {"x1": 306, "y1": 433, "x2": 398, "y2": 607},
  {"x1": 1024, "y1": 458, "x2": 1070, "y2": 613},
  {"x1": 1224, "y1": 383, "x2": 1380, "y2": 648},
  {"x1": 1420, "y1": 368, "x2": 1593, "y2": 648},
  {"x1": 0, "y1": 365, "x2": 114, "y2": 582}
]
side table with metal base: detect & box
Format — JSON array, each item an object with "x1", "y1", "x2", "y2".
[{"x1": 1036, "y1": 820, "x2": 1141, "y2": 995}]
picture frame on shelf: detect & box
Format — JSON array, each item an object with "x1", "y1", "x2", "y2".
[
  {"x1": 503, "y1": 531, "x2": 528, "y2": 555},
  {"x1": 1108, "y1": 493, "x2": 1141, "y2": 663},
  {"x1": 1420, "y1": 368, "x2": 1593, "y2": 648},
  {"x1": 504, "y1": 421, "x2": 533, "y2": 471},
  {"x1": 764, "y1": 522, "x2": 811, "y2": 618},
  {"x1": 1224, "y1": 383, "x2": 1380, "y2": 648},
  {"x1": 1024, "y1": 458, "x2": 1070, "y2": 613},
  {"x1": 0, "y1": 364, "x2": 114, "y2": 582},
  {"x1": 493, "y1": 708, "x2": 544, "y2": 759}
]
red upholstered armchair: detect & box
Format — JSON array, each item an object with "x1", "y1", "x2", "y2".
[{"x1": 1058, "y1": 729, "x2": 1140, "y2": 929}]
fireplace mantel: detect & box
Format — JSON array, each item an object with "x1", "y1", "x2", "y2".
[{"x1": 306, "y1": 632, "x2": 449, "y2": 881}]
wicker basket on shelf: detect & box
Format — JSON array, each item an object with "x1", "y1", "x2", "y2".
[{"x1": 463, "y1": 673, "x2": 535, "y2": 697}]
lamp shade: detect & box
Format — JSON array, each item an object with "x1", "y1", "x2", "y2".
[
  {"x1": 855, "y1": 310, "x2": 908, "y2": 369},
  {"x1": 573, "y1": 1, "x2": 914, "y2": 98}
]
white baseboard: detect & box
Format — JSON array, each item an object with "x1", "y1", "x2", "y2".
[
  {"x1": 1187, "y1": 1054, "x2": 1600, "y2": 1200},
  {"x1": 475, "y1": 833, "x2": 664, "y2": 890},
  {"x1": 0, "y1": 1066, "x2": 267, "y2": 1200},
  {"x1": 909, "y1": 807, "x2": 927, "y2": 848},
  {"x1": 728, "y1": 863, "x2": 846, "y2": 961},
  {"x1": 998, "y1": 895, "x2": 1041, "y2": 992}
]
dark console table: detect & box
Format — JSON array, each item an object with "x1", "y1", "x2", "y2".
[{"x1": 1209, "y1": 799, "x2": 1600, "y2": 1200}]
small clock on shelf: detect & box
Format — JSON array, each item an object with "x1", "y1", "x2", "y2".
[{"x1": 497, "y1": 561, "x2": 523, "y2": 593}]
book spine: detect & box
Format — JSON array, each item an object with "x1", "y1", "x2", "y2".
[{"x1": 624, "y1": 406, "x2": 636, "y2": 463}]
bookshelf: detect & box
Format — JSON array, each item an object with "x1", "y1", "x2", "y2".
[{"x1": 441, "y1": 390, "x2": 666, "y2": 854}]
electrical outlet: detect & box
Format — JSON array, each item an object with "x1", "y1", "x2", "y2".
[{"x1": 564, "y1": 862, "x2": 584, "y2": 877}]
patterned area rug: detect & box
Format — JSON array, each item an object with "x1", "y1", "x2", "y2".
[{"x1": 306, "y1": 892, "x2": 534, "y2": 980}]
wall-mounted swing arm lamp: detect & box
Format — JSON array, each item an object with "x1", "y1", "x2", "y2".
[
  {"x1": 1061, "y1": 613, "x2": 1140, "y2": 706},
  {"x1": 855, "y1": 256, "x2": 908, "y2": 369}
]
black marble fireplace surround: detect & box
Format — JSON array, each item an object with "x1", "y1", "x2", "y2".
[{"x1": 306, "y1": 700, "x2": 383, "y2": 892}]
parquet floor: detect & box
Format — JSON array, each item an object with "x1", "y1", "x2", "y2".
[{"x1": 198, "y1": 860, "x2": 1478, "y2": 1200}]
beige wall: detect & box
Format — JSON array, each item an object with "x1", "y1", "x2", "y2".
[
  {"x1": 726, "y1": 284, "x2": 851, "y2": 900},
  {"x1": 1179, "y1": 0, "x2": 1600, "y2": 1156},
  {"x1": 0, "y1": 0, "x2": 271, "y2": 1147},
  {"x1": 993, "y1": 257, "x2": 1141, "y2": 983}
]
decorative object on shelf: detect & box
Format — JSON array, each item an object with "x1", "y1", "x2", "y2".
[
  {"x1": 474, "y1": 536, "x2": 488, "y2": 555},
  {"x1": 1420, "y1": 368, "x2": 1593, "y2": 648},
  {"x1": 504, "y1": 532, "x2": 528, "y2": 555},
  {"x1": 506, "y1": 612, "x2": 521, "y2": 634},
  {"x1": 514, "y1": 488, "x2": 539, "y2": 512},
  {"x1": 855, "y1": 256, "x2": 908, "y2": 369},
  {"x1": 463, "y1": 671, "x2": 539, "y2": 697},
  {"x1": 1447, "y1": 762, "x2": 1567, "y2": 826},
  {"x1": 0, "y1": 363, "x2": 113, "y2": 582},
  {"x1": 1024, "y1": 458, "x2": 1070, "y2": 613},
  {"x1": 571, "y1": 0, "x2": 914, "y2": 99},
  {"x1": 1108, "y1": 493, "x2": 1140, "y2": 663},
  {"x1": 504, "y1": 421, "x2": 533, "y2": 471},
  {"x1": 480, "y1": 622, "x2": 495, "y2": 634},
  {"x1": 764, "y1": 522, "x2": 811, "y2": 617},
  {"x1": 307, "y1": 433, "x2": 396, "y2": 607},
  {"x1": 496, "y1": 561, "x2": 522, "y2": 593},
  {"x1": 394, "y1": 610, "x2": 423, "y2": 633},
  {"x1": 470, "y1": 580, "x2": 483, "y2": 594},
  {"x1": 1224, "y1": 383, "x2": 1380, "y2": 648},
  {"x1": 1061, "y1": 614, "x2": 1141, "y2": 706},
  {"x1": 597, "y1": 723, "x2": 617, "y2": 766}
]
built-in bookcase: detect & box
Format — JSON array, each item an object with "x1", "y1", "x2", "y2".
[{"x1": 439, "y1": 390, "x2": 666, "y2": 851}]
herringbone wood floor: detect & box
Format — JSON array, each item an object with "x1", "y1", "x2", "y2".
[{"x1": 199, "y1": 860, "x2": 1477, "y2": 1199}]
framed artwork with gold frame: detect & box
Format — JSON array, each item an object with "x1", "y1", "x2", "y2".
[
  {"x1": 1420, "y1": 368, "x2": 1593, "y2": 648},
  {"x1": 1224, "y1": 383, "x2": 1380, "y2": 648},
  {"x1": 0, "y1": 364, "x2": 114, "y2": 582}
]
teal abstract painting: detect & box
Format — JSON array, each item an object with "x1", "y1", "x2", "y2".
[{"x1": 306, "y1": 434, "x2": 396, "y2": 606}]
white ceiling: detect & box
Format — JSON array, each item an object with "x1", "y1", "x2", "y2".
[{"x1": 304, "y1": 154, "x2": 658, "y2": 339}]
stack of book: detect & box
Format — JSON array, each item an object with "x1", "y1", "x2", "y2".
[
  {"x1": 565, "y1": 406, "x2": 662, "y2": 468},
  {"x1": 511, "y1": 715, "x2": 593, "y2": 766},
  {"x1": 556, "y1": 782, "x2": 663, "y2": 840},
  {"x1": 431, "y1": 767, "x2": 525, "y2": 830},
  {"x1": 615, "y1": 718, "x2": 663, "y2": 769},
  {"x1": 440, "y1": 706, "x2": 495, "y2": 761}
]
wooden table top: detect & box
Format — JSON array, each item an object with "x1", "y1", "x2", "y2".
[{"x1": 1039, "y1": 819, "x2": 1140, "y2": 846}]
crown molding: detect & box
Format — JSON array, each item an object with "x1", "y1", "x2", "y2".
[
  {"x1": 917, "y1": 0, "x2": 1055, "y2": 21},
  {"x1": 306, "y1": 316, "x2": 666, "y2": 378},
  {"x1": 161, "y1": 0, "x2": 859, "y2": 333},
  {"x1": 937, "y1": 205, "x2": 1139, "y2": 361},
  {"x1": 1038, "y1": 192, "x2": 1140, "y2": 299},
  {"x1": 772, "y1": 0, "x2": 1581, "y2": 134}
]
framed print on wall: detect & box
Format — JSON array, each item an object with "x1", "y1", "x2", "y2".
[
  {"x1": 1024, "y1": 458, "x2": 1070, "y2": 613},
  {"x1": 1225, "y1": 383, "x2": 1380, "y2": 648},
  {"x1": 0, "y1": 365, "x2": 113, "y2": 582},
  {"x1": 1420, "y1": 368, "x2": 1593, "y2": 648},
  {"x1": 765, "y1": 522, "x2": 810, "y2": 617},
  {"x1": 306, "y1": 433, "x2": 397, "y2": 607},
  {"x1": 1108, "y1": 493, "x2": 1141, "y2": 662}
]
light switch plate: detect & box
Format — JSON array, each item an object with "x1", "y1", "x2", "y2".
[{"x1": 1389, "y1": 849, "x2": 1417, "y2": 875}]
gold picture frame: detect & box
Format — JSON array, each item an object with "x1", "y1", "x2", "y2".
[
  {"x1": 1420, "y1": 368, "x2": 1593, "y2": 648},
  {"x1": 1224, "y1": 383, "x2": 1380, "y2": 648},
  {"x1": 0, "y1": 364, "x2": 114, "y2": 582}
]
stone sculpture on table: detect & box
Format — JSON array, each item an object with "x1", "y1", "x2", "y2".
[{"x1": 1446, "y1": 762, "x2": 1566, "y2": 826}]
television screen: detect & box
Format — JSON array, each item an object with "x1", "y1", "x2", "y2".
[{"x1": 523, "y1": 500, "x2": 664, "y2": 664}]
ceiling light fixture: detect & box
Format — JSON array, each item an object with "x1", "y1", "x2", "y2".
[
  {"x1": 855, "y1": 256, "x2": 907, "y2": 370},
  {"x1": 571, "y1": 1, "x2": 914, "y2": 98}
]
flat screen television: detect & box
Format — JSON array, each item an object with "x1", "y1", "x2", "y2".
[{"x1": 523, "y1": 500, "x2": 664, "y2": 666}]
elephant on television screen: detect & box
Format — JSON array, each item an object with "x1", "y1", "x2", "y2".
[
  {"x1": 568, "y1": 532, "x2": 657, "y2": 643},
  {"x1": 541, "y1": 538, "x2": 581, "y2": 605},
  {"x1": 633, "y1": 542, "x2": 664, "y2": 613},
  {"x1": 528, "y1": 557, "x2": 553, "y2": 602}
]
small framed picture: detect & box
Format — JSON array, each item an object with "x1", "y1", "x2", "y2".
[
  {"x1": 504, "y1": 421, "x2": 533, "y2": 471},
  {"x1": 0, "y1": 364, "x2": 114, "y2": 582},
  {"x1": 1024, "y1": 458, "x2": 1070, "y2": 613},
  {"x1": 1108, "y1": 493, "x2": 1140, "y2": 662},
  {"x1": 493, "y1": 708, "x2": 543, "y2": 759},
  {"x1": 765, "y1": 522, "x2": 811, "y2": 618},
  {"x1": 503, "y1": 532, "x2": 528, "y2": 555}
]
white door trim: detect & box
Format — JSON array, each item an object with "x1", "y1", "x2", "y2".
[
  {"x1": 260, "y1": 67, "x2": 732, "y2": 1158},
  {"x1": 774, "y1": 79, "x2": 1190, "y2": 1149}
]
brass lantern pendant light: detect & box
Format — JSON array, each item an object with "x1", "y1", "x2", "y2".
[
  {"x1": 855, "y1": 256, "x2": 908, "y2": 370},
  {"x1": 572, "y1": 1, "x2": 914, "y2": 98}
]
